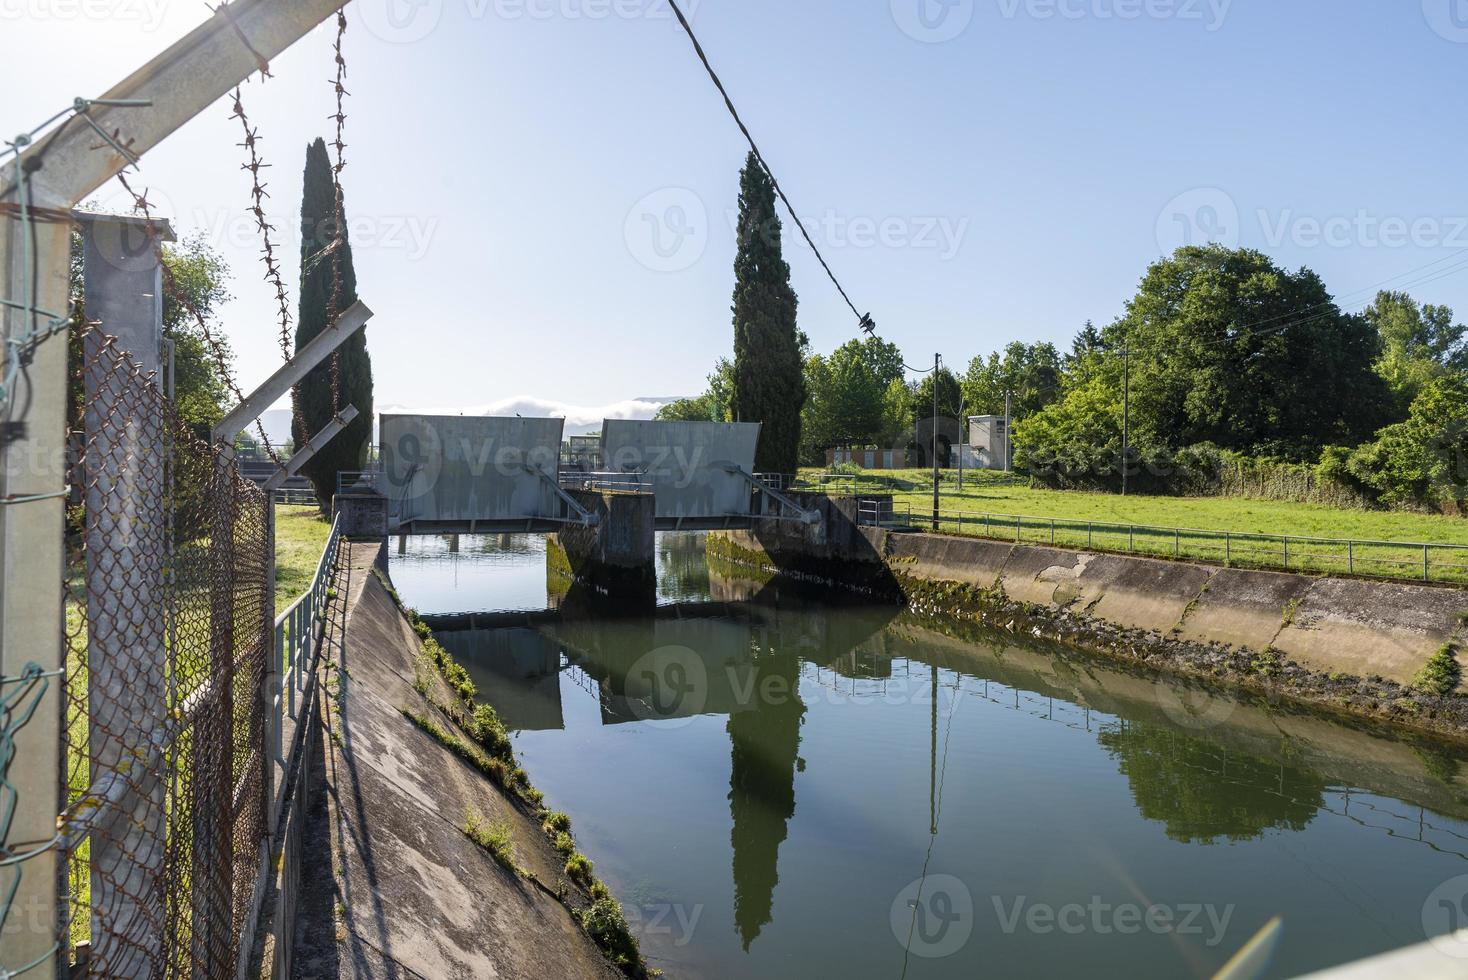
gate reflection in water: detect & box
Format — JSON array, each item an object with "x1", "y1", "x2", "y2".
[{"x1": 389, "y1": 532, "x2": 1468, "y2": 980}]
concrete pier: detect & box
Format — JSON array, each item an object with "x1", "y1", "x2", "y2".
[{"x1": 547, "y1": 490, "x2": 657, "y2": 609}]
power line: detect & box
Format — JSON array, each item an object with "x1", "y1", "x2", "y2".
[{"x1": 664, "y1": 0, "x2": 876, "y2": 339}]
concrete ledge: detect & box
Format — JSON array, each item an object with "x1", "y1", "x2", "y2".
[
  {"x1": 1275, "y1": 577, "x2": 1468, "y2": 683},
  {"x1": 886, "y1": 533, "x2": 1014, "y2": 592},
  {"x1": 1174, "y1": 568, "x2": 1314, "y2": 652},
  {"x1": 1069, "y1": 553, "x2": 1218, "y2": 636}
]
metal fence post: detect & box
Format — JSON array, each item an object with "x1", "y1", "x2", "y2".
[
  {"x1": 80, "y1": 213, "x2": 172, "y2": 977},
  {"x1": 0, "y1": 173, "x2": 70, "y2": 980},
  {"x1": 1283, "y1": 537, "x2": 1289, "y2": 568},
  {"x1": 1348, "y1": 541, "x2": 1354, "y2": 575},
  {"x1": 1225, "y1": 531, "x2": 1231, "y2": 564},
  {"x1": 1424, "y1": 545, "x2": 1430, "y2": 582},
  {"x1": 1174, "y1": 529, "x2": 1180, "y2": 557}
]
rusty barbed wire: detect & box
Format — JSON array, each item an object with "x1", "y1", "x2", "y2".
[
  {"x1": 228, "y1": 87, "x2": 293, "y2": 364},
  {"x1": 227, "y1": 85, "x2": 307, "y2": 446},
  {"x1": 327, "y1": 8, "x2": 350, "y2": 414},
  {"x1": 116, "y1": 172, "x2": 283, "y2": 466}
]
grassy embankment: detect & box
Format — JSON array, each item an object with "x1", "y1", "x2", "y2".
[
  {"x1": 799, "y1": 468, "x2": 1468, "y2": 581},
  {"x1": 274, "y1": 504, "x2": 333, "y2": 614}
]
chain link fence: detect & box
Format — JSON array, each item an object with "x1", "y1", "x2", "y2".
[{"x1": 55, "y1": 323, "x2": 271, "y2": 976}]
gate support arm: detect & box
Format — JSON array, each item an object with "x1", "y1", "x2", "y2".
[
  {"x1": 212, "y1": 300, "x2": 372, "y2": 446},
  {"x1": 263, "y1": 405, "x2": 359, "y2": 494},
  {"x1": 716, "y1": 463, "x2": 820, "y2": 525}
]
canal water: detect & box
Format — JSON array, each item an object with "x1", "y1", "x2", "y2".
[{"x1": 391, "y1": 532, "x2": 1468, "y2": 979}]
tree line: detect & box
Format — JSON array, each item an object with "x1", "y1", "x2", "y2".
[{"x1": 663, "y1": 239, "x2": 1468, "y2": 510}]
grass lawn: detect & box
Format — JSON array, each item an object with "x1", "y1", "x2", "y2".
[
  {"x1": 798, "y1": 468, "x2": 1468, "y2": 582},
  {"x1": 275, "y1": 504, "x2": 333, "y2": 615}
]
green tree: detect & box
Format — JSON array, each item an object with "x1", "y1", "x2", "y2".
[
  {"x1": 801, "y1": 339, "x2": 885, "y2": 461},
  {"x1": 909, "y1": 366, "x2": 963, "y2": 423},
  {"x1": 68, "y1": 229, "x2": 234, "y2": 440},
  {"x1": 1105, "y1": 245, "x2": 1389, "y2": 459},
  {"x1": 293, "y1": 136, "x2": 373, "y2": 506},
  {"x1": 1364, "y1": 291, "x2": 1467, "y2": 414},
  {"x1": 730, "y1": 152, "x2": 805, "y2": 474},
  {"x1": 1343, "y1": 372, "x2": 1468, "y2": 510},
  {"x1": 961, "y1": 341, "x2": 1063, "y2": 420},
  {"x1": 656, "y1": 357, "x2": 735, "y2": 423}
]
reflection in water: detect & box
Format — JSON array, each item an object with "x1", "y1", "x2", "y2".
[
  {"x1": 396, "y1": 532, "x2": 1468, "y2": 980},
  {"x1": 727, "y1": 652, "x2": 804, "y2": 950},
  {"x1": 1097, "y1": 722, "x2": 1325, "y2": 844}
]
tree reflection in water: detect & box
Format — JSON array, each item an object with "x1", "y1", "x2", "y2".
[{"x1": 1097, "y1": 720, "x2": 1326, "y2": 844}]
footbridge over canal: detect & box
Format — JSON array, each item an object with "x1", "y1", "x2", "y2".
[
  {"x1": 364, "y1": 415, "x2": 820, "y2": 603},
  {"x1": 375, "y1": 415, "x2": 818, "y2": 535}
]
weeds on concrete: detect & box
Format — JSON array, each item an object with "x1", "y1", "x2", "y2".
[
  {"x1": 1414, "y1": 644, "x2": 1462, "y2": 697},
  {"x1": 564, "y1": 852, "x2": 594, "y2": 887},
  {"x1": 463, "y1": 809, "x2": 518, "y2": 871},
  {"x1": 543, "y1": 811, "x2": 572, "y2": 834},
  {"x1": 1281, "y1": 598, "x2": 1302, "y2": 628},
  {"x1": 577, "y1": 898, "x2": 641, "y2": 974}
]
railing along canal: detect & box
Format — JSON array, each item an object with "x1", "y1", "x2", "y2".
[{"x1": 856, "y1": 501, "x2": 1468, "y2": 585}]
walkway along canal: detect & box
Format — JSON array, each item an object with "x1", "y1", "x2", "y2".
[{"x1": 382, "y1": 530, "x2": 1468, "y2": 979}]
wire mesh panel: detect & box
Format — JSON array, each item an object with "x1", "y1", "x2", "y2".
[{"x1": 60, "y1": 324, "x2": 270, "y2": 977}]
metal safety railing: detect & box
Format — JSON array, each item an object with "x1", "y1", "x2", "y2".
[
  {"x1": 268, "y1": 512, "x2": 341, "y2": 822},
  {"x1": 860, "y1": 505, "x2": 1468, "y2": 585},
  {"x1": 558, "y1": 470, "x2": 650, "y2": 494},
  {"x1": 336, "y1": 468, "x2": 381, "y2": 496},
  {"x1": 272, "y1": 486, "x2": 318, "y2": 506}
]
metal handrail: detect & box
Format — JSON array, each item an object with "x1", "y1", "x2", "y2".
[
  {"x1": 859, "y1": 505, "x2": 1468, "y2": 584},
  {"x1": 268, "y1": 513, "x2": 342, "y2": 821}
]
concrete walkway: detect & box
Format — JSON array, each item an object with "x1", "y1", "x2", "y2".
[{"x1": 291, "y1": 541, "x2": 622, "y2": 980}]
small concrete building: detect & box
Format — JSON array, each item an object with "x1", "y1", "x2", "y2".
[{"x1": 968, "y1": 415, "x2": 1012, "y2": 471}]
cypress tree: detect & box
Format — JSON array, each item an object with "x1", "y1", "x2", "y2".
[
  {"x1": 730, "y1": 151, "x2": 805, "y2": 475},
  {"x1": 293, "y1": 136, "x2": 373, "y2": 505}
]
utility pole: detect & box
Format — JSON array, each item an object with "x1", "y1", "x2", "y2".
[
  {"x1": 1121, "y1": 345, "x2": 1130, "y2": 497},
  {"x1": 1003, "y1": 389, "x2": 1012, "y2": 474},
  {"x1": 931, "y1": 353, "x2": 940, "y2": 530},
  {"x1": 956, "y1": 390, "x2": 966, "y2": 491}
]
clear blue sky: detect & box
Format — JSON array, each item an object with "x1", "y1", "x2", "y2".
[{"x1": 6, "y1": 0, "x2": 1468, "y2": 415}]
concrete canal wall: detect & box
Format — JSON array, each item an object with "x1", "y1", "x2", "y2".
[{"x1": 711, "y1": 499, "x2": 1468, "y2": 739}]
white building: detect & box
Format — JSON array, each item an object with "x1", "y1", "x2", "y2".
[{"x1": 967, "y1": 415, "x2": 1012, "y2": 471}]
